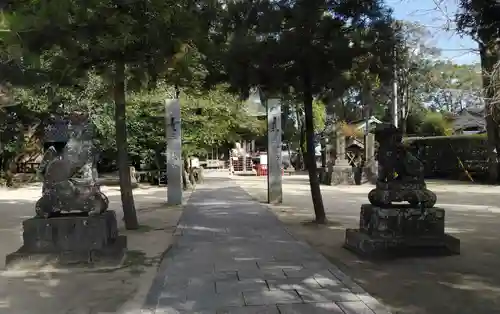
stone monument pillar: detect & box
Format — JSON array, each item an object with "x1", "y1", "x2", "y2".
[
  {"x1": 343, "y1": 123, "x2": 460, "y2": 258},
  {"x1": 165, "y1": 99, "x2": 182, "y2": 205},
  {"x1": 267, "y1": 98, "x2": 282, "y2": 204},
  {"x1": 335, "y1": 131, "x2": 349, "y2": 166},
  {"x1": 242, "y1": 140, "x2": 247, "y2": 172}
]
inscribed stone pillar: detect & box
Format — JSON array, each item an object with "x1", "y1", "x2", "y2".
[
  {"x1": 267, "y1": 98, "x2": 282, "y2": 204},
  {"x1": 365, "y1": 133, "x2": 375, "y2": 162},
  {"x1": 165, "y1": 99, "x2": 182, "y2": 205},
  {"x1": 336, "y1": 131, "x2": 349, "y2": 166}
]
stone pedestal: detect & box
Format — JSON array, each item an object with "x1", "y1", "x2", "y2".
[
  {"x1": 331, "y1": 165, "x2": 356, "y2": 185},
  {"x1": 321, "y1": 131, "x2": 358, "y2": 185},
  {"x1": 344, "y1": 204, "x2": 460, "y2": 258},
  {"x1": 321, "y1": 164, "x2": 356, "y2": 185},
  {"x1": 6, "y1": 210, "x2": 126, "y2": 267}
]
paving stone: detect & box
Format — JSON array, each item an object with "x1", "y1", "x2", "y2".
[
  {"x1": 215, "y1": 260, "x2": 259, "y2": 272},
  {"x1": 313, "y1": 277, "x2": 346, "y2": 291},
  {"x1": 284, "y1": 269, "x2": 337, "y2": 280},
  {"x1": 328, "y1": 268, "x2": 365, "y2": 294},
  {"x1": 296, "y1": 288, "x2": 359, "y2": 303},
  {"x1": 266, "y1": 278, "x2": 322, "y2": 291},
  {"x1": 243, "y1": 290, "x2": 302, "y2": 306},
  {"x1": 216, "y1": 305, "x2": 280, "y2": 314},
  {"x1": 184, "y1": 291, "x2": 245, "y2": 311},
  {"x1": 337, "y1": 301, "x2": 376, "y2": 314},
  {"x1": 278, "y1": 302, "x2": 345, "y2": 313},
  {"x1": 159, "y1": 289, "x2": 187, "y2": 300},
  {"x1": 163, "y1": 275, "x2": 191, "y2": 288},
  {"x1": 163, "y1": 262, "x2": 215, "y2": 276},
  {"x1": 301, "y1": 261, "x2": 333, "y2": 270},
  {"x1": 257, "y1": 261, "x2": 304, "y2": 272},
  {"x1": 356, "y1": 295, "x2": 392, "y2": 314},
  {"x1": 185, "y1": 282, "x2": 217, "y2": 297},
  {"x1": 188, "y1": 271, "x2": 239, "y2": 284},
  {"x1": 237, "y1": 269, "x2": 287, "y2": 281},
  {"x1": 156, "y1": 307, "x2": 215, "y2": 314},
  {"x1": 157, "y1": 296, "x2": 189, "y2": 310},
  {"x1": 216, "y1": 279, "x2": 269, "y2": 294}
]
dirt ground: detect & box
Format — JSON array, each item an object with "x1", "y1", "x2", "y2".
[
  {"x1": 0, "y1": 185, "x2": 186, "y2": 314},
  {"x1": 233, "y1": 176, "x2": 500, "y2": 314}
]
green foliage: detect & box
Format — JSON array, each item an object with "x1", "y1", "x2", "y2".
[
  {"x1": 3, "y1": 0, "x2": 207, "y2": 84},
  {"x1": 419, "y1": 112, "x2": 453, "y2": 137},
  {"x1": 312, "y1": 99, "x2": 326, "y2": 132},
  {"x1": 218, "y1": 0, "x2": 397, "y2": 99},
  {"x1": 180, "y1": 86, "x2": 266, "y2": 156},
  {"x1": 456, "y1": 0, "x2": 499, "y2": 47},
  {"x1": 89, "y1": 83, "x2": 265, "y2": 170},
  {"x1": 405, "y1": 109, "x2": 426, "y2": 135}
]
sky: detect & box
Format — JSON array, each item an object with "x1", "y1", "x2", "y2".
[{"x1": 387, "y1": 0, "x2": 479, "y2": 64}]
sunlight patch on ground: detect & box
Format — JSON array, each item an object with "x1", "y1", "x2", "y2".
[
  {"x1": 445, "y1": 227, "x2": 476, "y2": 234},
  {"x1": 438, "y1": 274, "x2": 500, "y2": 295},
  {"x1": 178, "y1": 225, "x2": 226, "y2": 233},
  {"x1": 439, "y1": 203, "x2": 500, "y2": 213},
  {"x1": 0, "y1": 298, "x2": 10, "y2": 308},
  {"x1": 0, "y1": 186, "x2": 169, "y2": 201}
]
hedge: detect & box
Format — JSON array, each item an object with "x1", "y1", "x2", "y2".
[{"x1": 403, "y1": 134, "x2": 489, "y2": 179}]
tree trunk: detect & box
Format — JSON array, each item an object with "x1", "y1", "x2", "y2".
[
  {"x1": 303, "y1": 72, "x2": 327, "y2": 224},
  {"x1": 480, "y1": 42, "x2": 500, "y2": 183},
  {"x1": 114, "y1": 60, "x2": 139, "y2": 230}
]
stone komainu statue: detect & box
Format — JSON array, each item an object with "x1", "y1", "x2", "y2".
[
  {"x1": 343, "y1": 123, "x2": 460, "y2": 257},
  {"x1": 374, "y1": 124, "x2": 424, "y2": 183},
  {"x1": 36, "y1": 113, "x2": 108, "y2": 217},
  {"x1": 368, "y1": 123, "x2": 436, "y2": 208}
]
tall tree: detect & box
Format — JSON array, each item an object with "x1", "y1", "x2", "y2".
[
  {"x1": 218, "y1": 0, "x2": 397, "y2": 223},
  {"x1": 3, "y1": 0, "x2": 212, "y2": 228},
  {"x1": 456, "y1": 0, "x2": 500, "y2": 182}
]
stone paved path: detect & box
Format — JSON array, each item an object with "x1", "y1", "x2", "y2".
[{"x1": 143, "y1": 178, "x2": 391, "y2": 314}]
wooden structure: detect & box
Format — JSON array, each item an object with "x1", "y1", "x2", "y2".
[{"x1": 451, "y1": 107, "x2": 486, "y2": 134}]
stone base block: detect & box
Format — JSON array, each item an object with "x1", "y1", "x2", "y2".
[
  {"x1": 6, "y1": 236, "x2": 127, "y2": 267},
  {"x1": 322, "y1": 165, "x2": 356, "y2": 185},
  {"x1": 6, "y1": 210, "x2": 127, "y2": 267},
  {"x1": 343, "y1": 228, "x2": 460, "y2": 258},
  {"x1": 359, "y1": 204, "x2": 445, "y2": 236}
]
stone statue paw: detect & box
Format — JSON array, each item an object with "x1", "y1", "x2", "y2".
[
  {"x1": 88, "y1": 192, "x2": 109, "y2": 216},
  {"x1": 368, "y1": 187, "x2": 437, "y2": 208},
  {"x1": 35, "y1": 194, "x2": 57, "y2": 218}
]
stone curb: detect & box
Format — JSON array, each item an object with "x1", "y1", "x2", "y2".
[{"x1": 233, "y1": 180, "x2": 393, "y2": 314}]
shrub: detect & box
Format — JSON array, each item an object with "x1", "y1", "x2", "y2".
[
  {"x1": 405, "y1": 110, "x2": 426, "y2": 135},
  {"x1": 419, "y1": 112, "x2": 452, "y2": 137},
  {"x1": 404, "y1": 134, "x2": 488, "y2": 179}
]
